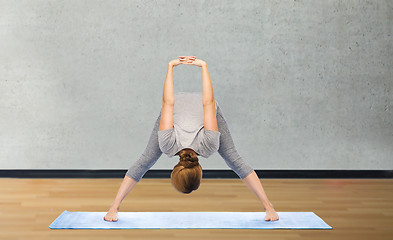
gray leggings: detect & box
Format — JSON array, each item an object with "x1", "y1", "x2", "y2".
[{"x1": 126, "y1": 106, "x2": 254, "y2": 182}]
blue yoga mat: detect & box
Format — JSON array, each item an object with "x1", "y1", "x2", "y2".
[{"x1": 49, "y1": 210, "x2": 332, "y2": 229}]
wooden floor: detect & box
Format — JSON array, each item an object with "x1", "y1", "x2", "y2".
[{"x1": 0, "y1": 178, "x2": 392, "y2": 240}]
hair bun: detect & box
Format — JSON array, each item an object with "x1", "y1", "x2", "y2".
[
  {"x1": 181, "y1": 159, "x2": 198, "y2": 168},
  {"x1": 179, "y1": 150, "x2": 199, "y2": 168}
]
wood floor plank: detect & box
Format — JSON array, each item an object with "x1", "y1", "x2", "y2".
[{"x1": 0, "y1": 178, "x2": 392, "y2": 240}]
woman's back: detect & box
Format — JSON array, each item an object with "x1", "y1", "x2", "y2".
[
  {"x1": 158, "y1": 91, "x2": 221, "y2": 158},
  {"x1": 174, "y1": 91, "x2": 219, "y2": 132}
]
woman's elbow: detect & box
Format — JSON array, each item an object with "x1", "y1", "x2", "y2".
[{"x1": 162, "y1": 99, "x2": 175, "y2": 105}]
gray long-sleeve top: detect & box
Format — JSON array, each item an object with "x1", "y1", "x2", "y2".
[
  {"x1": 125, "y1": 93, "x2": 254, "y2": 182},
  {"x1": 158, "y1": 92, "x2": 221, "y2": 158}
]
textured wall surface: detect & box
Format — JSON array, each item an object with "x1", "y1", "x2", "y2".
[{"x1": 1, "y1": 0, "x2": 392, "y2": 172}]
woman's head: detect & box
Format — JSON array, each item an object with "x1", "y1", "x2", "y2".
[{"x1": 171, "y1": 148, "x2": 202, "y2": 194}]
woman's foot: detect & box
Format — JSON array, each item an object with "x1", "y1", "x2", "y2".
[
  {"x1": 264, "y1": 205, "x2": 279, "y2": 221},
  {"x1": 104, "y1": 208, "x2": 118, "y2": 222}
]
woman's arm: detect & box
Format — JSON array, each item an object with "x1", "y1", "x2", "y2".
[
  {"x1": 160, "y1": 60, "x2": 183, "y2": 131},
  {"x1": 180, "y1": 58, "x2": 218, "y2": 132},
  {"x1": 201, "y1": 63, "x2": 215, "y2": 105},
  {"x1": 159, "y1": 63, "x2": 175, "y2": 131},
  {"x1": 161, "y1": 57, "x2": 191, "y2": 104},
  {"x1": 162, "y1": 63, "x2": 175, "y2": 105},
  {"x1": 201, "y1": 63, "x2": 219, "y2": 132},
  {"x1": 178, "y1": 56, "x2": 214, "y2": 105}
]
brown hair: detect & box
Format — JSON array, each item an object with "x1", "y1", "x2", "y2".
[{"x1": 171, "y1": 148, "x2": 202, "y2": 194}]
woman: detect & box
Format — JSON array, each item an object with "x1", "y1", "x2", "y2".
[{"x1": 104, "y1": 56, "x2": 279, "y2": 222}]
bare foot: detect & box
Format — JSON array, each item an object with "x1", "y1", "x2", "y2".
[
  {"x1": 104, "y1": 208, "x2": 118, "y2": 222},
  {"x1": 265, "y1": 207, "x2": 279, "y2": 221}
]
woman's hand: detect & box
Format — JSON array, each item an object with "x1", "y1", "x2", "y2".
[
  {"x1": 169, "y1": 56, "x2": 195, "y2": 67},
  {"x1": 179, "y1": 56, "x2": 206, "y2": 67},
  {"x1": 169, "y1": 58, "x2": 184, "y2": 67},
  {"x1": 169, "y1": 56, "x2": 206, "y2": 67}
]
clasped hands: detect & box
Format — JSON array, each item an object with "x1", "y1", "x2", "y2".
[{"x1": 169, "y1": 56, "x2": 206, "y2": 68}]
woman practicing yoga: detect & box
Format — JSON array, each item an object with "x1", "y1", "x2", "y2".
[{"x1": 104, "y1": 56, "x2": 279, "y2": 222}]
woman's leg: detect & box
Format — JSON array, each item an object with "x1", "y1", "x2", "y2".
[
  {"x1": 105, "y1": 111, "x2": 163, "y2": 221},
  {"x1": 126, "y1": 110, "x2": 163, "y2": 182},
  {"x1": 216, "y1": 106, "x2": 254, "y2": 179},
  {"x1": 216, "y1": 106, "x2": 276, "y2": 217}
]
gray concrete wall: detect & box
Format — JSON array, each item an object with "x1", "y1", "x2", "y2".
[{"x1": 1, "y1": 0, "x2": 392, "y2": 172}]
